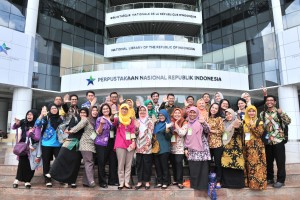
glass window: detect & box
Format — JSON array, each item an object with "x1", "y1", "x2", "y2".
[
  {"x1": 249, "y1": 73, "x2": 263, "y2": 89},
  {"x1": 244, "y1": 16, "x2": 257, "y2": 28},
  {"x1": 49, "y1": 27, "x2": 62, "y2": 42},
  {"x1": 263, "y1": 59, "x2": 278, "y2": 72},
  {"x1": 213, "y1": 49, "x2": 223, "y2": 63},
  {"x1": 134, "y1": 35, "x2": 143, "y2": 41},
  {"x1": 234, "y1": 42, "x2": 247, "y2": 65},
  {"x1": 72, "y1": 47, "x2": 83, "y2": 67},
  {"x1": 0, "y1": 11, "x2": 10, "y2": 27},
  {"x1": 248, "y1": 62, "x2": 263, "y2": 74},
  {"x1": 233, "y1": 30, "x2": 245, "y2": 44},
  {"x1": 9, "y1": 14, "x2": 25, "y2": 32},
  {"x1": 38, "y1": 23, "x2": 50, "y2": 38},
  {"x1": 265, "y1": 70, "x2": 279, "y2": 86},
  {"x1": 0, "y1": 1, "x2": 11, "y2": 12},
  {"x1": 232, "y1": 20, "x2": 244, "y2": 32},
  {"x1": 46, "y1": 75, "x2": 61, "y2": 91},
  {"x1": 222, "y1": 34, "x2": 233, "y2": 48},
  {"x1": 245, "y1": 25, "x2": 258, "y2": 40},
  {"x1": 62, "y1": 31, "x2": 73, "y2": 46},
  {"x1": 73, "y1": 35, "x2": 84, "y2": 49},
  {"x1": 262, "y1": 34, "x2": 276, "y2": 61},
  {"x1": 84, "y1": 39, "x2": 95, "y2": 52},
  {"x1": 47, "y1": 65, "x2": 60, "y2": 76},
  {"x1": 223, "y1": 46, "x2": 235, "y2": 64}
]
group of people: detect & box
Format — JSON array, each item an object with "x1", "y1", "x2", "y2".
[{"x1": 12, "y1": 89, "x2": 291, "y2": 192}]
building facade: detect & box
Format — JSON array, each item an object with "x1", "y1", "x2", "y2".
[{"x1": 0, "y1": 0, "x2": 299, "y2": 142}]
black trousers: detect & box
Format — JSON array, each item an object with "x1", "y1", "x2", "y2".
[
  {"x1": 170, "y1": 154, "x2": 184, "y2": 184},
  {"x1": 154, "y1": 152, "x2": 169, "y2": 185},
  {"x1": 106, "y1": 138, "x2": 119, "y2": 184},
  {"x1": 136, "y1": 153, "x2": 152, "y2": 182},
  {"x1": 95, "y1": 145, "x2": 107, "y2": 185},
  {"x1": 210, "y1": 147, "x2": 223, "y2": 183},
  {"x1": 41, "y1": 146, "x2": 60, "y2": 176},
  {"x1": 265, "y1": 142, "x2": 286, "y2": 183}
]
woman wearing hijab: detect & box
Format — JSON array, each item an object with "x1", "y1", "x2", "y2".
[
  {"x1": 144, "y1": 99, "x2": 158, "y2": 119},
  {"x1": 221, "y1": 108, "x2": 245, "y2": 188},
  {"x1": 210, "y1": 92, "x2": 224, "y2": 104},
  {"x1": 183, "y1": 106, "x2": 211, "y2": 190},
  {"x1": 196, "y1": 98, "x2": 208, "y2": 121},
  {"x1": 35, "y1": 104, "x2": 63, "y2": 187},
  {"x1": 171, "y1": 108, "x2": 188, "y2": 189},
  {"x1": 135, "y1": 105, "x2": 154, "y2": 190},
  {"x1": 113, "y1": 103, "x2": 136, "y2": 190},
  {"x1": 243, "y1": 105, "x2": 267, "y2": 190},
  {"x1": 12, "y1": 109, "x2": 39, "y2": 189},
  {"x1": 153, "y1": 109, "x2": 172, "y2": 189},
  {"x1": 126, "y1": 99, "x2": 136, "y2": 119},
  {"x1": 47, "y1": 107, "x2": 84, "y2": 188},
  {"x1": 207, "y1": 103, "x2": 224, "y2": 189},
  {"x1": 236, "y1": 98, "x2": 247, "y2": 120}
]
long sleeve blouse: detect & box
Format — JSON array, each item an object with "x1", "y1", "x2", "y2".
[
  {"x1": 113, "y1": 118, "x2": 135, "y2": 150},
  {"x1": 207, "y1": 116, "x2": 224, "y2": 148},
  {"x1": 70, "y1": 118, "x2": 96, "y2": 153},
  {"x1": 171, "y1": 121, "x2": 188, "y2": 154},
  {"x1": 135, "y1": 118, "x2": 154, "y2": 154}
]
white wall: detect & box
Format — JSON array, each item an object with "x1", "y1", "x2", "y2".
[{"x1": 0, "y1": 26, "x2": 34, "y2": 88}]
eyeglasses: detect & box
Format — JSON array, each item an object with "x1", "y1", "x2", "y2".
[
  {"x1": 71, "y1": 99, "x2": 78, "y2": 101},
  {"x1": 111, "y1": 96, "x2": 118, "y2": 98},
  {"x1": 80, "y1": 111, "x2": 86, "y2": 114}
]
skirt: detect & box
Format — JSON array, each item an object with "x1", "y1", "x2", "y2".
[
  {"x1": 50, "y1": 146, "x2": 82, "y2": 184},
  {"x1": 16, "y1": 155, "x2": 35, "y2": 182},
  {"x1": 222, "y1": 167, "x2": 244, "y2": 188},
  {"x1": 189, "y1": 160, "x2": 209, "y2": 190}
]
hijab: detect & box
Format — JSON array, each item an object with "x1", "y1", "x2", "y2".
[
  {"x1": 196, "y1": 98, "x2": 208, "y2": 121},
  {"x1": 21, "y1": 109, "x2": 38, "y2": 138},
  {"x1": 126, "y1": 99, "x2": 136, "y2": 119},
  {"x1": 243, "y1": 105, "x2": 258, "y2": 133},
  {"x1": 144, "y1": 99, "x2": 157, "y2": 118},
  {"x1": 241, "y1": 92, "x2": 251, "y2": 106},
  {"x1": 223, "y1": 108, "x2": 237, "y2": 146},
  {"x1": 185, "y1": 106, "x2": 204, "y2": 151},
  {"x1": 211, "y1": 92, "x2": 224, "y2": 104},
  {"x1": 46, "y1": 104, "x2": 62, "y2": 130},
  {"x1": 89, "y1": 106, "x2": 98, "y2": 128},
  {"x1": 153, "y1": 109, "x2": 170, "y2": 134},
  {"x1": 171, "y1": 108, "x2": 185, "y2": 127},
  {"x1": 119, "y1": 103, "x2": 131, "y2": 126},
  {"x1": 137, "y1": 105, "x2": 148, "y2": 138}
]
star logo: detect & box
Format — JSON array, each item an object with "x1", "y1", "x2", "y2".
[
  {"x1": 0, "y1": 43, "x2": 11, "y2": 55},
  {"x1": 86, "y1": 75, "x2": 95, "y2": 86}
]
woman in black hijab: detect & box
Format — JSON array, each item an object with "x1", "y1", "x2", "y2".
[{"x1": 12, "y1": 109, "x2": 38, "y2": 189}]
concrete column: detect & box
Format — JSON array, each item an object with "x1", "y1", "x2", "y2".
[
  {"x1": 11, "y1": 88, "x2": 32, "y2": 132},
  {"x1": 271, "y1": 0, "x2": 284, "y2": 33},
  {"x1": 278, "y1": 85, "x2": 300, "y2": 141},
  {"x1": 0, "y1": 101, "x2": 9, "y2": 133},
  {"x1": 25, "y1": 0, "x2": 40, "y2": 37}
]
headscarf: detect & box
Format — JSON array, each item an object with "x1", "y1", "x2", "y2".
[
  {"x1": 171, "y1": 108, "x2": 185, "y2": 127},
  {"x1": 211, "y1": 92, "x2": 224, "y2": 104},
  {"x1": 241, "y1": 92, "x2": 251, "y2": 106},
  {"x1": 185, "y1": 106, "x2": 204, "y2": 151},
  {"x1": 46, "y1": 104, "x2": 62, "y2": 130},
  {"x1": 144, "y1": 99, "x2": 157, "y2": 118},
  {"x1": 223, "y1": 108, "x2": 237, "y2": 146},
  {"x1": 89, "y1": 106, "x2": 98, "y2": 128},
  {"x1": 196, "y1": 98, "x2": 208, "y2": 121},
  {"x1": 126, "y1": 99, "x2": 136, "y2": 119},
  {"x1": 153, "y1": 109, "x2": 170, "y2": 134},
  {"x1": 119, "y1": 103, "x2": 131, "y2": 126},
  {"x1": 137, "y1": 105, "x2": 148, "y2": 138},
  {"x1": 21, "y1": 109, "x2": 38, "y2": 138},
  {"x1": 243, "y1": 105, "x2": 258, "y2": 133}
]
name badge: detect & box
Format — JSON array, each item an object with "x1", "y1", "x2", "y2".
[
  {"x1": 90, "y1": 132, "x2": 97, "y2": 140},
  {"x1": 110, "y1": 130, "x2": 114, "y2": 138},
  {"x1": 125, "y1": 132, "x2": 131, "y2": 140},
  {"x1": 187, "y1": 128, "x2": 192, "y2": 136},
  {"x1": 222, "y1": 132, "x2": 228, "y2": 141},
  {"x1": 245, "y1": 132, "x2": 250, "y2": 141},
  {"x1": 171, "y1": 135, "x2": 176, "y2": 142}
]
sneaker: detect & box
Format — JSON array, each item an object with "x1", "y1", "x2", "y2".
[
  {"x1": 267, "y1": 179, "x2": 274, "y2": 185},
  {"x1": 273, "y1": 182, "x2": 285, "y2": 188},
  {"x1": 13, "y1": 179, "x2": 19, "y2": 188},
  {"x1": 25, "y1": 182, "x2": 31, "y2": 189},
  {"x1": 71, "y1": 183, "x2": 77, "y2": 188},
  {"x1": 45, "y1": 177, "x2": 52, "y2": 187}
]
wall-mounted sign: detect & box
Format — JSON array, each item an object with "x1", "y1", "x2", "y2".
[
  {"x1": 61, "y1": 68, "x2": 249, "y2": 92},
  {"x1": 106, "y1": 8, "x2": 202, "y2": 26}
]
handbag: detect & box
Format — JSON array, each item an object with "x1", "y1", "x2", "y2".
[
  {"x1": 13, "y1": 128, "x2": 30, "y2": 156},
  {"x1": 152, "y1": 134, "x2": 160, "y2": 154}
]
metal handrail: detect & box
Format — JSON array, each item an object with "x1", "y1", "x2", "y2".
[{"x1": 107, "y1": 2, "x2": 199, "y2": 13}]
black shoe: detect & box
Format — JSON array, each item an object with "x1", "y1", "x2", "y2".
[
  {"x1": 99, "y1": 184, "x2": 108, "y2": 188},
  {"x1": 13, "y1": 183, "x2": 18, "y2": 188},
  {"x1": 177, "y1": 184, "x2": 184, "y2": 189},
  {"x1": 25, "y1": 182, "x2": 31, "y2": 189},
  {"x1": 273, "y1": 182, "x2": 285, "y2": 188},
  {"x1": 267, "y1": 179, "x2": 275, "y2": 184},
  {"x1": 145, "y1": 185, "x2": 150, "y2": 190},
  {"x1": 108, "y1": 182, "x2": 119, "y2": 186},
  {"x1": 154, "y1": 184, "x2": 162, "y2": 188},
  {"x1": 172, "y1": 182, "x2": 178, "y2": 185},
  {"x1": 71, "y1": 184, "x2": 77, "y2": 188},
  {"x1": 45, "y1": 177, "x2": 52, "y2": 187},
  {"x1": 118, "y1": 186, "x2": 123, "y2": 190},
  {"x1": 135, "y1": 184, "x2": 143, "y2": 190}
]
